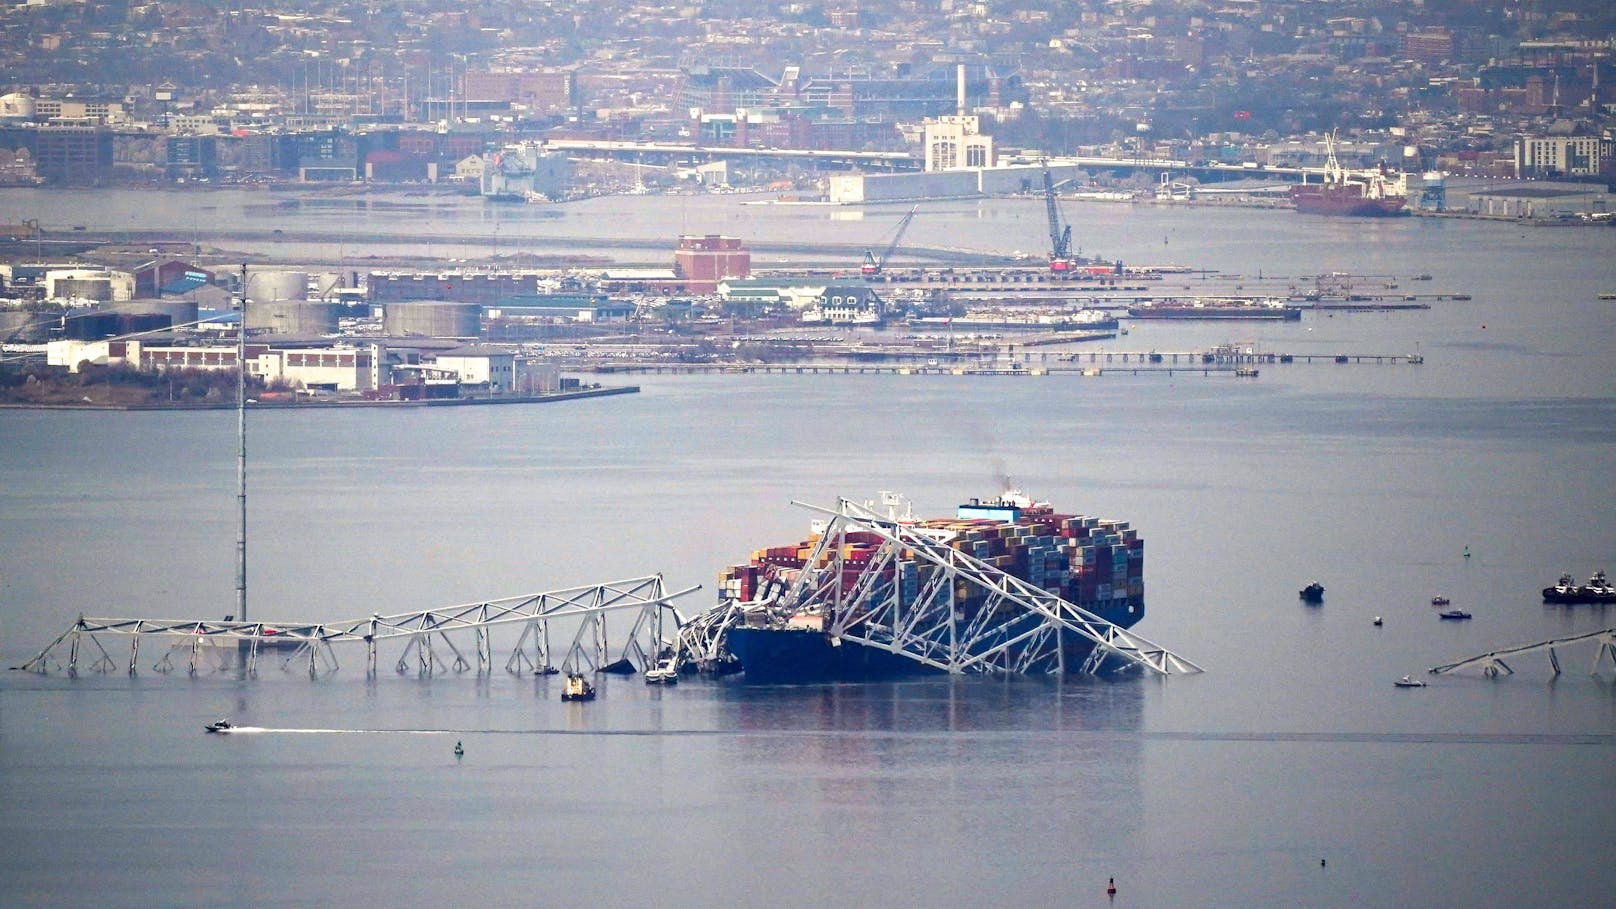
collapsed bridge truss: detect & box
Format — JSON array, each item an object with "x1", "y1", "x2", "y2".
[
  {"x1": 680, "y1": 498, "x2": 1203, "y2": 676},
  {"x1": 16, "y1": 575, "x2": 697, "y2": 679}
]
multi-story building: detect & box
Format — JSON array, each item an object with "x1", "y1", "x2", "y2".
[
  {"x1": 15, "y1": 126, "x2": 114, "y2": 184},
  {"x1": 924, "y1": 116, "x2": 993, "y2": 171},
  {"x1": 674, "y1": 235, "x2": 750, "y2": 293},
  {"x1": 1514, "y1": 135, "x2": 1610, "y2": 177},
  {"x1": 462, "y1": 70, "x2": 576, "y2": 115}
]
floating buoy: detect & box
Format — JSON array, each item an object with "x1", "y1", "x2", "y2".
[
  {"x1": 1320, "y1": 858, "x2": 1327, "y2": 867},
  {"x1": 1107, "y1": 877, "x2": 1117, "y2": 896},
  {"x1": 1463, "y1": 546, "x2": 1471, "y2": 560},
  {"x1": 453, "y1": 741, "x2": 464, "y2": 758}
]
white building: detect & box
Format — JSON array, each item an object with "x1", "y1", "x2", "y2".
[
  {"x1": 480, "y1": 144, "x2": 571, "y2": 200},
  {"x1": 1514, "y1": 135, "x2": 1608, "y2": 177},
  {"x1": 46, "y1": 339, "x2": 382, "y2": 392},
  {"x1": 430, "y1": 347, "x2": 516, "y2": 393},
  {"x1": 924, "y1": 116, "x2": 994, "y2": 171}
]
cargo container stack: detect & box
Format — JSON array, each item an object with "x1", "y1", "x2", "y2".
[{"x1": 718, "y1": 498, "x2": 1143, "y2": 639}]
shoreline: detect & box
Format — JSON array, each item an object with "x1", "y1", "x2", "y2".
[{"x1": 0, "y1": 384, "x2": 638, "y2": 412}]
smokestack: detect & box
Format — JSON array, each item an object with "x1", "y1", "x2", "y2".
[{"x1": 957, "y1": 64, "x2": 966, "y2": 116}]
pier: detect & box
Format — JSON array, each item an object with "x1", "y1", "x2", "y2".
[{"x1": 588, "y1": 349, "x2": 1427, "y2": 376}]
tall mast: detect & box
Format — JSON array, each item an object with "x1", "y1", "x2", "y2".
[{"x1": 236, "y1": 264, "x2": 248, "y2": 624}]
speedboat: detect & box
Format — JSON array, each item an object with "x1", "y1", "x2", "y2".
[
  {"x1": 204, "y1": 719, "x2": 234, "y2": 733},
  {"x1": 561, "y1": 673, "x2": 596, "y2": 702},
  {"x1": 1437, "y1": 609, "x2": 1472, "y2": 620},
  {"x1": 1393, "y1": 675, "x2": 1426, "y2": 688},
  {"x1": 1298, "y1": 582, "x2": 1324, "y2": 603}
]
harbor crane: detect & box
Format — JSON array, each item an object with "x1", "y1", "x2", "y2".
[
  {"x1": 1041, "y1": 158, "x2": 1074, "y2": 273},
  {"x1": 861, "y1": 205, "x2": 918, "y2": 278}
]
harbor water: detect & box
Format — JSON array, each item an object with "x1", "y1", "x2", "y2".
[{"x1": 1, "y1": 189, "x2": 1614, "y2": 907}]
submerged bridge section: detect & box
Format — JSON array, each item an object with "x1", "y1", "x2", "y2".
[
  {"x1": 1429, "y1": 627, "x2": 1616, "y2": 678},
  {"x1": 681, "y1": 497, "x2": 1203, "y2": 677},
  {"x1": 16, "y1": 576, "x2": 697, "y2": 679}
]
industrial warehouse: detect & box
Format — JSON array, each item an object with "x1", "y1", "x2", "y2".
[{"x1": 0, "y1": 247, "x2": 681, "y2": 406}]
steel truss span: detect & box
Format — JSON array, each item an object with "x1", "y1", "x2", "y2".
[
  {"x1": 15, "y1": 576, "x2": 698, "y2": 679},
  {"x1": 1429, "y1": 627, "x2": 1616, "y2": 679},
  {"x1": 680, "y1": 498, "x2": 1202, "y2": 677}
]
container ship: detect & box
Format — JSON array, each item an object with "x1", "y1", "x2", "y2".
[
  {"x1": 710, "y1": 492, "x2": 1145, "y2": 680},
  {"x1": 1127, "y1": 297, "x2": 1302, "y2": 320}
]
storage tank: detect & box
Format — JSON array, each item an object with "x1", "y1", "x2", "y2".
[
  {"x1": 312, "y1": 273, "x2": 347, "y2": 299},
  {"x1": 101, "y1": 298, "x2": 200, "y2": 328},
  {"x1": 384, "y1": 301, "x2": 481, "y2": 338},
  {"x1": 0, "y1": 309, "x2": 42, "y2": 342},
  {"x1": 248, "y1": 300, "x2": 340, "y2": 336},
  {"x1": 247, "y1": 270, "x2": 309, "y2": 303},
  {"x1": 0, "y1": 92, "x2": 34, "y2": 120},
  {"x1": 43, "y1": 269, "x2": 135, "y2": 302}
]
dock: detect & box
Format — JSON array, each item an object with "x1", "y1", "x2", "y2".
[{"x1": 588, "y1": 349, "x2": 1427, "y2": 376}]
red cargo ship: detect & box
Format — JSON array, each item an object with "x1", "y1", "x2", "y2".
[{"x1": 1290, "y1": 133, "x2": 1407, "y2": 217}]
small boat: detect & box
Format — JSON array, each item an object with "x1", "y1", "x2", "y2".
[
  {"x1": 561, "y1": 673, "x2": 596, "y2": 702},
  {"x1": 1393, "y1": 675, "x2": 1426, "y2": 688},
  {"x1": 533, "y1": 665, "x2": 560, "y2": 676},
  {"x1": 1299, "y1": 581, "x2": 1325, "y2": 603},
  {"x1": 453, "y1": 741, "x2": 464, "y2": 758},
  {"x1": 1430, "y1": 595, "x2": 1450, "y2": 607},
  {"x1": 204, "y1": 719, "x2": 234, "y2": 734},
  {"x1": 1437, "y1": 609, "x2": 1472, "y2": 620},
  {"x1": 1372, "y1": 616, "x2": 1383, "y2": 627}
]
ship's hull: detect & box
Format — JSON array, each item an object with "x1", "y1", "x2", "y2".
[{"x1": 727, "y1": 601, "x2": 1143, "y2": 681}]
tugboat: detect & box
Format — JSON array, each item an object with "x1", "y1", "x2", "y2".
[
  {"x1": 560, "y1": 673, "x2": 596, "y2": 702},
  {"x1": 1299, "y1": 581, "x2": 1325, "y2": 603},
  {"x1": 1581, "y1": 570, "x2": 1616, "y2": 602},
  {"x1": 204, "y1": 719, "x2": 234, "y2": 734},
  {"x1": 1542, "y1": 573, "x2": 1581, "y2": 603}
]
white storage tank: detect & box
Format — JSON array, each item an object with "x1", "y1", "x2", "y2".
[
  {"x1": 102, "y1": 298, "x2": 200, "y2": 328},
  {"x1": 248, "y1": 300, "x2": 340, "y2": 336},
  {"x1": 247, "y1": 270, "x2": 309, "y2": 303},
  {"x1": 45, "y1": 269, "x2": 135, "y2": 302},
  {"x1": 383, "y1": 301, "x2": 481, "y2": 338}
]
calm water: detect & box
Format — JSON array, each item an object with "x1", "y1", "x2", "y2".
[{"x1": 2, "y1": 190, "x2": 1614, "y2": 907}]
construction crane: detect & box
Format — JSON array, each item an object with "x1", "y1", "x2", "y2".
[
  {"x1": 861, "y1": 205, "x2": 918, "y2": 278},
  {"x1": 1041, "y1": 159, "x2": 1074, "y2": 273}
]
